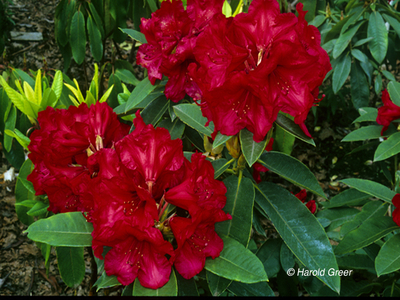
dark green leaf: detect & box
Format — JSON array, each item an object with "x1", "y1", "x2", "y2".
[
  {"x1": 255, "y1": 239, "x2": 282, "y2": 279},
  {"x1": 275, "y1": 113, "x2": 315, "y2": 146},
  {"x1": 173, "y1": 103, "x2": 214, "y2": 137},
  {"x1": 115, "y1": 69, "x2": 140, "y2": 86},
  {"x1": 341, "y1": 125, "x2": 386, "y2": 142},
  {"x1": 206, "y1": 271, "x2": 231, "y2": 296},
  {"x1": 332, "y1": 52, "x2": 351, "y2": 94},
  {"x1": 228, "y1": 280, "x2": 274, "y2": 297},
  {"x1": 4, "y1": 105, "x2": 16, "y2": 152},
  {"x1": 215, "y1": 175, "x2": 254, "y2": 247},
  {"x1": 333, "y1": 21, "x2": 365, "y2": 59},
  {"x1": 258, "y1": 151, "x2": 326, "y2": 199},
  {"x1": 176, "y1": 271, "x2": 199, "y2": 296},
  {"x1": 157, "y1": 118, "x2": 185, "y2": 140},
  {"x1": 383, "y1": 13, "x2": 400, "y2": 38},
  {"x1": 70, "y1": 11, "x2": 86, "y2": 65},
  {"x1": 375, "y1": 233, "x2": 400, "y2": 276},
  {"x1": 322, "y1": 188, "x2": 371, "y2": 208},
  {"x1": 141, "y1": 96, "x2": 169, "y2": 126},
  {"x1": 340, "y1": 178, "x2": 396, "y2": 203},
  {"x1": 87, "y1": 15, "x2": 103, "y2": 62},
  {"x1": 56, "y1": 246, "x2": 85, "y2": 288},
  {"x1": 335, "y1": 216, "x2": 398, "y2": 255},
  {"x1": 94, "y1": 272, "x2": 121, "y2": 291},
  {"x1": 382, "y1": 70, "x2": 397, "y2": 82},
  {"x1": 368, "y1": 11, "x2": 388, "y2": 64},
  {"x1": 387, "y1": 81, "x2": 400, "y2": 107},
  {"x1": 255, "y1": 183, "x2": 340, "y2": 293},
  {"x1": 212, "y1": 132, "x2": 231, "y2": 150},
  {"x1": 211, "y1": 158, "x2": 232, "y2": 179},
  {"x1": 350, "y1": 61, "x2": 370, "y2": 110},
  {"x1": 204, "y1": 235, "x2": 268, "y2": 283},
  {"x1": 124, "y1": 77, "x2": 158, "y2": 113},
  {"x1": 352, "y1": 107, "x2": 378, "y2": 123},
  {"x1": 317, "y1": 207, "x2": 361, "y2": 231},
  {"x1": 27, "y1": 201, "x2": 49, "y2": 217},
  {"x1": 374, "y1": 131, "x2": 400, "y2": 162}
]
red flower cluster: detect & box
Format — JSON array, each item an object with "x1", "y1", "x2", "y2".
[
  {"x1": 138, "y1": 0, "x2": 331, "y2": 142},
  {"x1": 376, "y1": 89, "x2": 400, "y2": 135},
  {"x1": 137, "y1": 0, "x2": 225, "y2": 102},
  {"x1": 28, "y1": 103, "x2": 231, "y2": 289}
]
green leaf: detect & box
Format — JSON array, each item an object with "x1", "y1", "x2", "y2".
[
  {"x1": 353, "y1": 37, "x2": 374, "y2": 47},
  {"x1": 336, "y1": 253, "x2": 375, "y2": 273},
  {"x1": 157, "y1": 118, "x2": 185, "y2": 140},
  {"x1": 228, "y1": 280, "x2": 274, "y2": 297},
  {"x1": 239, "y1": 128, "x2": 268, "y2": 167},
  {"x1": 115, "y1": 69, "x2": 140, "y2": 86},
  {"x1": 341, "y1": 125, "x2": 386, "y2": 142},
  {"x1": 255, "y1": 239, "x2": 282, "y2": 279},
  {"x1": 374, "y1": 131, "x2": 400, "y2": 162},
  {"x1": 211, "y1": 158, "x2": 232, "y2": 179},
  {"x1": 4, "y1": 128, "x2": 30, "y2": 150},
  {"x1": 275, "y1": 113, "x2": 315, "y2": 146},
  {"x1": 204, "y1": 235, "x2": 268, "y2": 283},
  {"x1": 56, "y1": 247, "x2": 85, "y2": 288},
  {"x1": 120, "y1": 28, "x2": 147, "y2": 44},
  {"x1": 212, "y1": 132, "x2": 231, "y2": 150},
  {"x1": 132, "y1": 269, "x2": 177, "y2": 296},
  {"x1": 27, "y1": 201, "x2": 49, "y2": 217},
  {"x1": 333, "y1": 21, "x2": 365, "y2": 59},
  {"x1": 215, "y1": 175, "x2": 254, "y2": 247},
  {"x1": 332, "y1": 52, "x2": 352, "y2": 94},
  {"x1": 383, "y1": 13, "x2": 400, "y2": 38},
  {"x1": 141, "y1": 96, "x2": 169, "y2": 126},
  {"x1": 124, "y1": 77, "x2": 158, "y2": 113},
  {"x1": 382, "y1": 70, "x2": 397, "y2": 82},
  {"x1": 145, "y1": 0, "x2": 158, "y2": 12},
  {"x1": 255, "y1": 183, "x2": 340, "y2": 293},
  {"x1": 335, "y1": 216, "x2": 398, "y2": 255},
  {"x1": 176, "y1": 272, "x2": 199, "y2": 296},
  {"x1": 387, "y1": 81, "x2": 400, "y2": 107},
  {"x1": 368, "y1": 11, "x2": 388, "y2": 64},
  {"x1": 94, "y1": 272, "x2": 121, "y2": 291},
  {"x1": 273, "y1": 121, "x2": 295, "y2": 155},
  {"x1": 340, "y1": 178, "x2": 396, "y2": 203},
  {"x1": 173, "y1": 103, "x2": 214, "y2": 137},
  {"x1": 350, "y1": 61, "x2": 370, "y2": 110},
  {"x1": 4, "y1": 105, "x2": 16, "y2": 152},
  {"x1": 70, "y1": 11, "x2": 86, "y2": 65},
  {"x1": 88, "y1": 2, "x2": 105, "y2": 38},
  {"x1": 206, "y1": 271, "x2": 232, "y2": 296},
  {"x1": 309, "y1": 15, "x2": 326, "y2": 27},
  {"x1": 375, "y1": 234, "x2": 400, "y2": 276},
  {"x1": 87, "y1": 15, "x2": 103, "y2": 62},
  {"x1": 340, "y1": 200, "x2": 388, "y2": 238},
  {"x1": 352, "y1": 107, "x2": 378, "y2": 123},
  {"x1": 25, "y1": 212, "x2": 93, "y2": 247},
  {"x1": 41, "y1": 88, "x2": 58, "y2": 109},
  {"x1": 257, "y1": 151, "x2": 326, "y2": 199},
  {"x1": 322, "y1": 188, "x2": 371, "y2": 208}
]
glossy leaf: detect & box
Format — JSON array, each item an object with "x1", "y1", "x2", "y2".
[
  {"x1": 352, "y1": 107, "x2": 378, "y2": 123},
  {"x1": 204, "y1": 235, "x2": 268, "y2": 284},
  {"x1": 94, "y1": 272, "x2": 121, "y2": 291},
  {"x1": 173, "y1": 103, "x2": 214, "y2": 137},
  {"x1": 383, "y1": 13, "x2": 400, "y2": 38},
  {"x1": 27, "y1": 201, "x2": 49, "y2": 217},
  {"x1": 273, "y1": 121, "x2": 295, "y2": 155},
  {"x1": 228, "y1": 280, "x2": 274, "y2": 297},
  {"x1": 176, "y1": 272, "x2": 199, "y2": 296},
  {"x1": 87, "y1": 15, "x2": 103, "y2": 62},
  {"x1": 374, "y1": 131, "x2": 400, "y2": 162},
  {"x1": 120, "y1": 28, "x2": 147, "y2": 44},
  {"x1": 275, "y1": 113, "x2": 315, "y2": 146},
  {"x1": 141, "y1": 96, "x2": 169, "y2": 126},
  {"x1": 239, "y1": 128, "x2": 268, "y2": 167},
  {"x1": 157, "y1": 118, "x2": 185, "y2": 140},
  {"x1": 70, "y1": 11, "x2": 86, "y2": 65},
  {"x1": 56, "y1": 246, "x2": 85, "y2": 288},
  {"x1": 4, "y1": 105, "x2": 16, "y2": 152},
  {"x1": 341, "y1": 125, "x2": 386, "y2": 142},
  {"x1": 215, "y1": 175, "x2": 254, "y2": 247},
  {"x1": 124, "y1": 77, "x2": 158, "y2": 113},
  {"x1": 258, "y1": 151, "x2": 326, "y2": 199},
  {"x1": 322, "y1": 188, "x2": 371, "y2": 208},
  {"x1": 333, "y1": 21, "x2": 365, "y2": 59},
  {"x1": 207, "y1": 271, "x2": 232, "y2": 296},
  {"x1": 25, "y1": 212, "x2": 93, "y2": 247},
  {"x1": 255, "y1": 183, "x2": 340, "y2": 293},
  {"x1": 332, "y1": 52, "x2": 351, "y2": 94},
  {"x1": 335, "y1": 216, "x2": 398, "y2": 255},
  {"x1": 340, "y1": 178, "x2": 396, "y2": 203},
  {"x1": 132, "y1": 269, "x2": 177, "y2": 296},
  {"x1": 387, "y1": 81, "x2": 400, "y2": 107},
  {"x1": 350, "y1": 61, "x2": 370, "y2": 110},
  {"x1": 212, "y1": 132, "x2": 231, "y2": 150},
  {"x1": 375, "y1": 234, "x2": 400, "y2": 276},
  {"x1": 211, "y1": 158, "x2": 232, "y2": 179},
  {"x1": 255, "y1": 239, "x2": 282, "y2": 279},
  {"x1": 368, "y1": 11, "x2": 388, "y2": 64},
  {"x1": 4, "y1": 129, "x2": 30, "y2": 150},
  {"x1": 340, "y1": 201, "x2": 388, "y2": 238},
  {"x1": 382, "y1": 70, "x2": 397, "y2": 82}
]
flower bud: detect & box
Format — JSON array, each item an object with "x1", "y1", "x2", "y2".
[
  {"x1": 237, "y1": 154, "x2": 247, "y2": 170},
  {"x1": 226, "y1": 135, "x2": 240, "y2": 158},
  {"x1": 211, "y1": 144, "x2": 224, "y2": 156},
  {"x1": 203, "y1": 135, "x2": 213, "y2": 153}
]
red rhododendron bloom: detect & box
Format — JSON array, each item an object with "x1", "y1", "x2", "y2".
[
  {"x1": 27, "y1": 102, "x2": 130, "y2": 213},
  {"x1": 392, "y1": 194, "x2": 400, "y2": 226},
  {"x1": 376, "y1": 89, "x2": 400, "y2": 135},
  {"x1": 137, "y1": 0, "x2": 224, "y2": 102},
  {"x1": 190, "y1": 0, "x2": 331, "y2": 142},
  {"x1": 103, "y1": 226, "x2": 175, "y2": 289}
]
